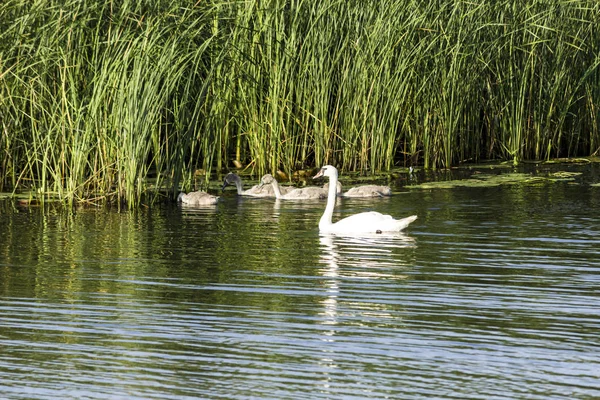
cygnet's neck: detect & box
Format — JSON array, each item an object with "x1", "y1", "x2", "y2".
[
  {"x1": 233, "y1": 177, "x2": 244, "y2": 194},
  {"x1": 270, "y1": 179, "x2": 283, "y2": 199}
]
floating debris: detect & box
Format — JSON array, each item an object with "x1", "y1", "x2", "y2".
[{"x1": 549, "y1": 171, "x2": 583, "y2": 180}]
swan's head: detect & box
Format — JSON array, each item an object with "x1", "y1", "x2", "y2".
[
  {"x1": 222, "y1": 173, "x2": 241, "y2": 191},
  {"x1": 258, "y1": 174, "x2": 276, "y2": 188},
  {"x1": 177, "y1": 192, "x2": 185, "y2": 202},
  {"x1": 313, "y1": 165, "x2": 338, "y2": 180}
]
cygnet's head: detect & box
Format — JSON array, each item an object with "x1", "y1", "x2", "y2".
[
  {"x1": 222, "y1": 173, "x2": 241, "y2": 191},
  {"x1": 260, "y1": 174, "x2": 276, "y2": 185}
]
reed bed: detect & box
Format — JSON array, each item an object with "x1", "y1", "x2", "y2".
[{"x1": 1, "y1": 0, "x2": 599, "y2": 206}]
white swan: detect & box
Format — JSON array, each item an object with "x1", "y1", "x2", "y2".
[
  {"x1": 260, "y1": 174, "x2": 329, "y2": 200},
  {"x1": 177, "y1": 191, "x2": 219, "y2": 205},
  {"x1": 221, "y1": 173, "x2": 291, "y2": 197},
  {"x1": 313, "y1": 165, "x2": 417, "y2": 233},
  {"x1": 340, "y1": 183, "x2": 392, "y2": 198}
]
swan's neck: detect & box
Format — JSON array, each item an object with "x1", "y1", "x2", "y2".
[
  {"x1": 319, "y1": 174, "x2": 338, "y2": 229},
  {"x1": 270, "y1": 180, "x2": 282, "y2": 199}
]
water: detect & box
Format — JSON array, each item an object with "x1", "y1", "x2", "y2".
[{"x1": 1, "y1": 165, "x2": 599, "y2": 399}]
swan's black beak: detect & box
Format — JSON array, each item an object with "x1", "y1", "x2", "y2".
[{"x1": 221, "y1": 180, "x2": 229, "y2": 192}]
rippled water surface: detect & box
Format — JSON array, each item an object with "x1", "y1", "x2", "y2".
[{"x1": 1, "y1": 165, "x2": 599, "y2": 399}]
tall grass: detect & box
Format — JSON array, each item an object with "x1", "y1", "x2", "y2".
[
  {"x1": 1, "y1": 0, "x2": 599, "y2": 206},
  {"x1": 0, "y1": 0, "x2": 218, "y2": 207}
]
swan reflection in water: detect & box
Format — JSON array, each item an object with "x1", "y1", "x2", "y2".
[
  {"x1": 178, "y1": 201, "x2": 219, "y2": 214},
  {"x1": 315, "y1": 232, "x2": 416, "y2": 388},
  {"x1": 317, "y1": 232, "x2": 417, "y2": 330}
]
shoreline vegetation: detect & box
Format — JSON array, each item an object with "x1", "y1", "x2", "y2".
[{"x1": 1, "y1": 0, "x2": 599, "y2": 207}]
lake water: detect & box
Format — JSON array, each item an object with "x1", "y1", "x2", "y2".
[{"x1": 1, "y1": 164, "x2": 599, "y2": 399}]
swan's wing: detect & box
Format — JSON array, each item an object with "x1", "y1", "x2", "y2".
[
  {"x1": 343, "y1": 185, "x2": 392, "y2": 197},
  {"x1": 279, "y1": 185, "x2": 294, "y2": 195},
  {"x1": 282, "y1": 186, "x2": 326, "y2": 199},
  {"x1": 333, "y1": 211, "x2": 392, "y2": 226},
  {"x1": 330, "y1": 212, "x2": 416, "y2": 232},
  {"x1": 244, "y1": 183, "x2": 276, "y2": 197},
  {"x1": 183, "y1": 191, "x2": 219, "y2": 205},
  {"x1": 301, "y1": 187, "x2": 327, "y2": 198},
  {"x1": 244, "y1": 180, "x2": 294, "y2": 197}
]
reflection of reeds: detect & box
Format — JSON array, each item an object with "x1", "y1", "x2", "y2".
[{"x1": 1, "y1": 0, "x2": 599, "y2": 206}]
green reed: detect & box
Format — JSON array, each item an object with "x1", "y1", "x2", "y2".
[
  {"x1": 1, "y1": 0, "x2": 599, "y2": 206},
  {"x1": 0, "y1": 0, "x2": 219, "y2": 206}
]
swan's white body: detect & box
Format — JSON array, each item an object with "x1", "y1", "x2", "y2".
[
  {"x1": 177, "y1": 191, "x2": 219, "y2": 205},
  {"x1": 221, "y1": 173, "x2": 291, "y2": 198},
  {"x1": 341, "y1": 184, "x2": 392, "y2": 198},
  {"x1": 314, "y1": 166, "x2": 417, "y2": 233},
  {"x1": 260, "y1": 174, "x2": 329, "y2": 200}
]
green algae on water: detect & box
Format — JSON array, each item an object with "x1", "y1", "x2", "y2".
[{"x1": 407, "y1": 171, "x2": 584, "y2": 190}]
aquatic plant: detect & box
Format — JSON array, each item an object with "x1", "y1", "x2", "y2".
[
  {"x1": 1, "y1": 0, "x2": 599, "y2": 206},
  {"x1": 0, "y1": 0, "x2": 218, "y2": 207}
]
